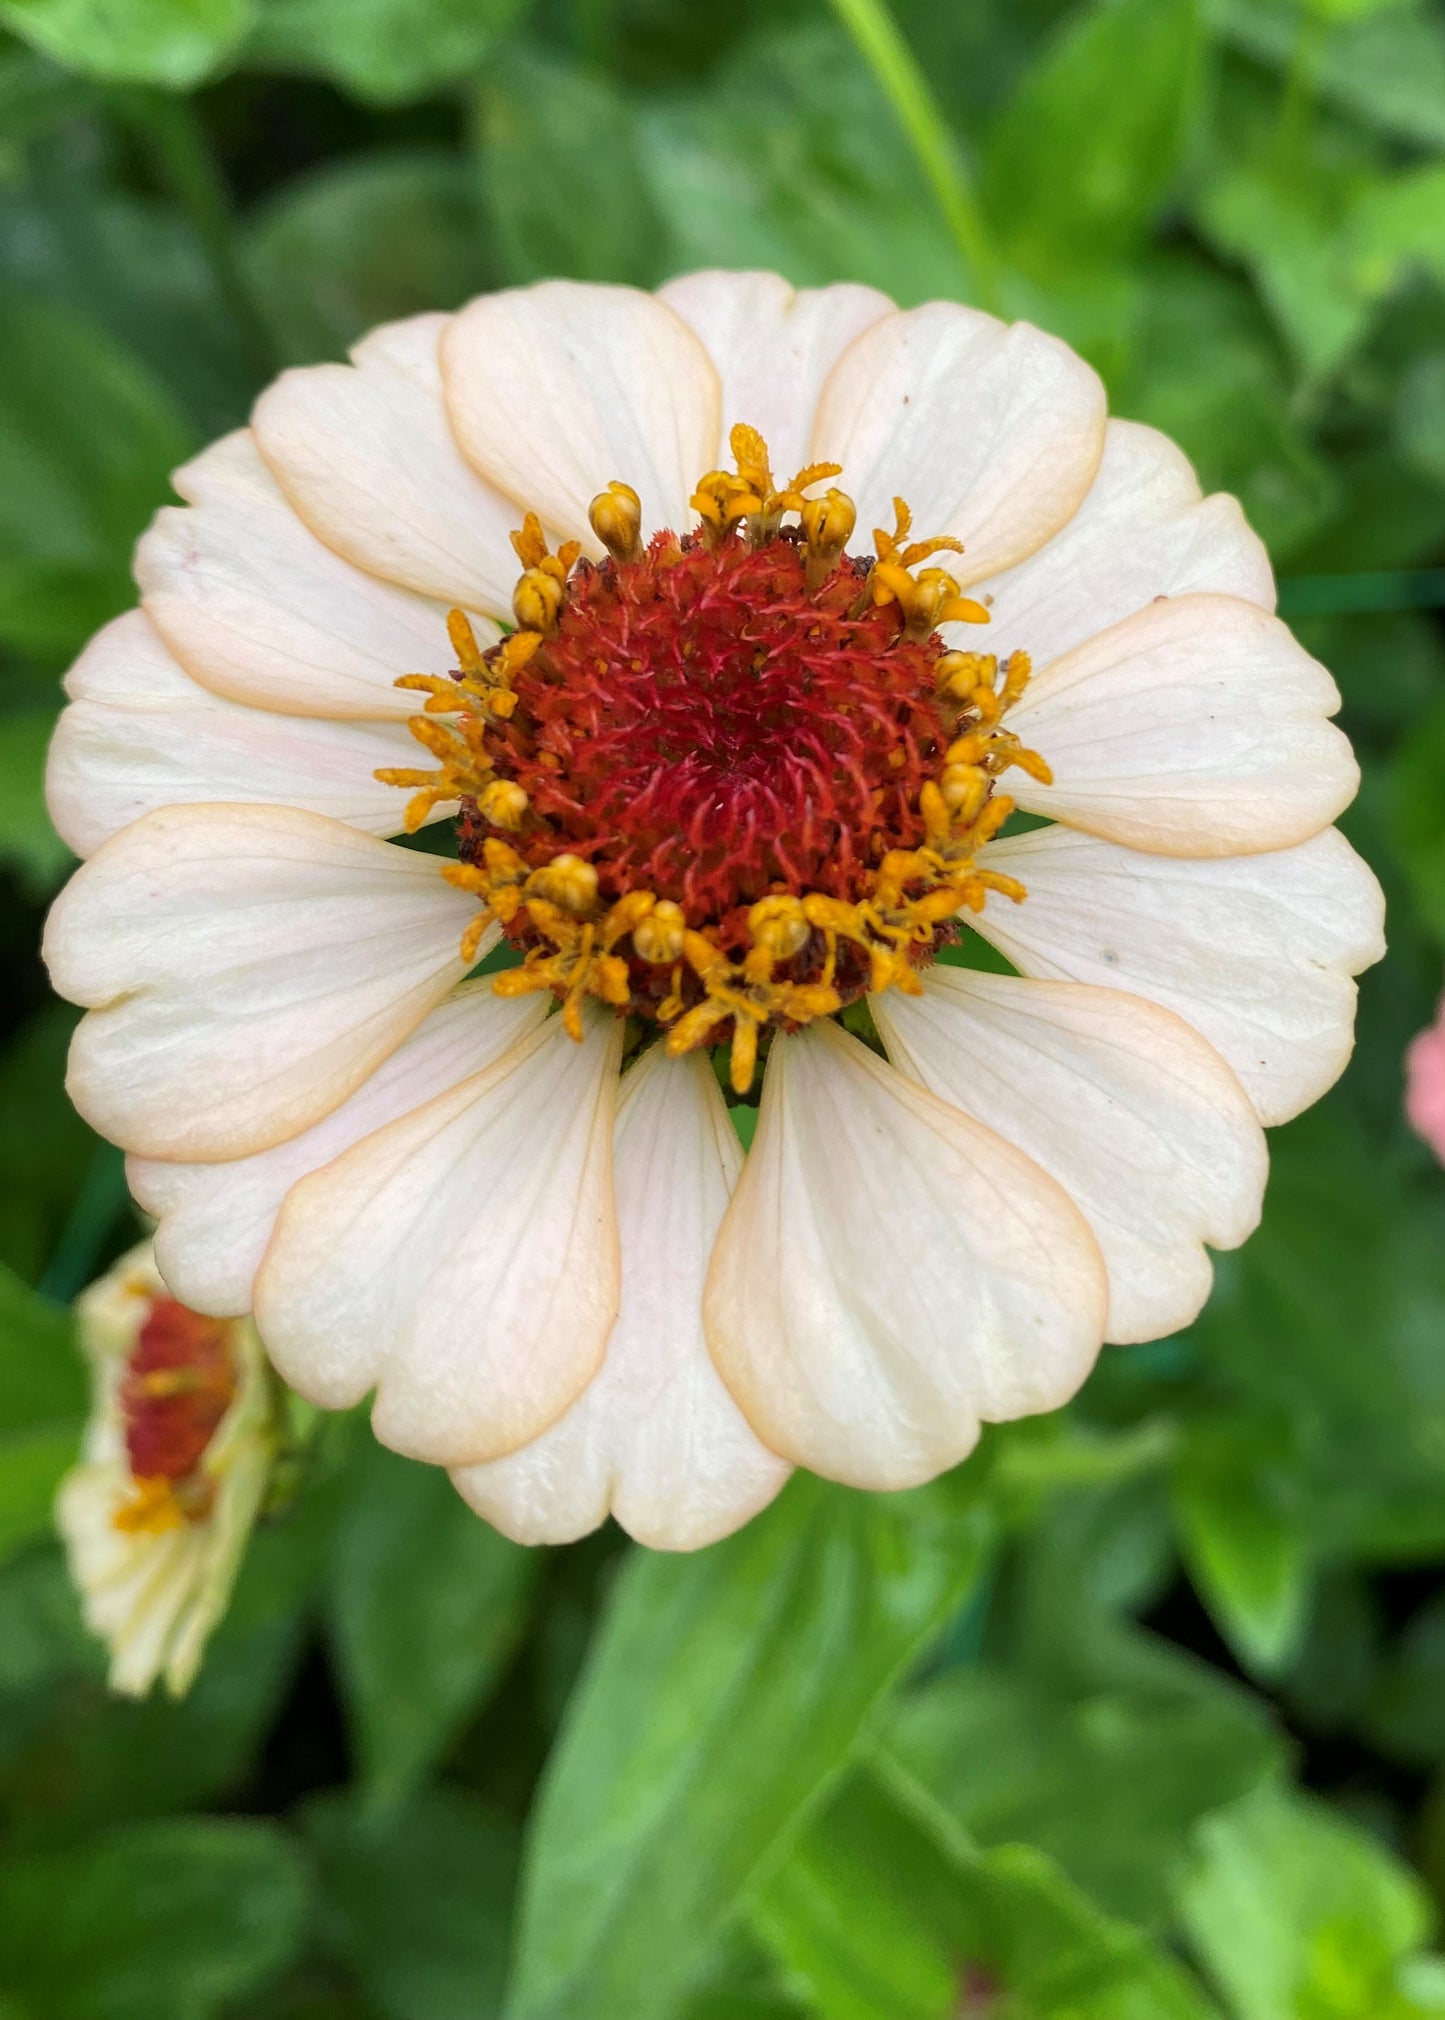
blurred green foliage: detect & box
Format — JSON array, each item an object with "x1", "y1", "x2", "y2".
[{"x1": 0, "y1": 0, "x2": 1444, "y2": 2013}]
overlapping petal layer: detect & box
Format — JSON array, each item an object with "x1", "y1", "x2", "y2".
[
  {"x1": 253, "y1": 313, "x2": 525, "y2": 617},
  {"x1": 454, "y1": 1047, "x2": 791, "y2": 1550},
  {"x1": 442, "y1": 281, "x2": 721, "y2": 550},
  {"x1": 47, "y1": 610, "x2": 433, "y2": 855},
  {"x1": 972, "y1": 824, "x2": 1386, "y2": 1126},
  {"x1": 872, "y1": 969, "x2": 1267, "y2": 1343},
  {"x1": 704, "y1": 1020, "x2": 1107, "y2": 1490},
  {"x1": 136, "y1": 431, "x2": 489, "y2": 720},
  {"x1": 1006, "y1": 595, "x2": 1357, "y2": 855},
  {"x1": 254, "y1": 1007, "x2": 623, "y2": 1467},
  {"x1": 809, "y1": 301, "x2": 1107, "y2": 585},
  {"x1": 971, "y1": 419, "x2": 1275, "y2": 669},
  {"x1": 659, "y1": 270, "x2": 892, "y2": 478},
  {"x1": 130, "y1": 981, "x2": 545, "y2": 1318},
  {"x1": 43, "y1": 805, "x2": 477, "y2": 1161}
]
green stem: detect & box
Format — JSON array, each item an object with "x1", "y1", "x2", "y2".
[
  {"x1": 826, "y1": 0, "x2": 1001, "y2": 312},
  {"x1": 39, "y1": 1144, "x2": 130, "y2": 1304},
  {"x1": 114, "y1": 87, "x2": 278, "y2": 384}
]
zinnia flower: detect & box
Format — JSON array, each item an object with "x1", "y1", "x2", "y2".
[
  {"x1": 43, "y1": 273, "x2": 1384, "y2": 1549},
  {"x1": 56, "y1": 1240, "x2": 273, "y2": 1694}
]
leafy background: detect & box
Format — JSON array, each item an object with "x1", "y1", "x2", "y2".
[{"x1": 0, "y1": 0, "x2": 1444, "y2": 2013}]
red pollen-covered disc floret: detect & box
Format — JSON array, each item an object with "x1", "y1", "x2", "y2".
[
  {"x1": 461, "y1": 532, "x2": 952, "y2": 963},
  {"x1": 120, "y1": 1298, "x2": 236, "y2": 1490}
]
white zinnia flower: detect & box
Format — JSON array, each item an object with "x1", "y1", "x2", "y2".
[
  {"x1": 56, "y1": 1240, "x2": 273, "y2": 1694},
  {"x1": 43, "y1": 272, "x2": 1383, "y2": 1551}
]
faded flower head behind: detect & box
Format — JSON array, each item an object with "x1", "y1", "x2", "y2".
[
  {"x1": 43, "y1": 272, "x2": 1384, "y2": 1549},
  {"x1": 58, "y1": 1241, "x2": 273, "y2": 1695}
]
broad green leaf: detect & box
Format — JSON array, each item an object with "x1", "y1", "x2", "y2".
[
  {"x1": 1364, "y1": 1594, "x2": 1445, "y2": 1766},
  {"x1": 246, "y1": 0, "x2": 532, "y2": 104},
  {"x1": 752, "y1": 1762, "x2": 1225, "y2": 2019},
  {"x1": 507, "y1": 1468, "x2": 995, "y2": 2020},
  {"x1": 245, "y1": 149, "x2": 496, "y2": 366},
  {"x1": 1178, "y1": 1786, "x2": 1438, "y2": 2020},
  {"x1": 327, "y1": 1442, "x2": 538, "y2": 1812},
  {"x1": 0, "y1": 1262, "x2": 82, "y2": 1431},
  {"x1": 1392, "y1": 698, "x2": 1445, "y2": 942},
  {"x1": 0, "y1": 710, "x2": 68, "y2": 897},
  {"x1": 477, "y1": 48, "x2": 666, "y2": 289},
  {"x1": 1172, "y1": 1418, "x2": 1312, "y2": 1677},
  {"x1": 1206, "y1": 0, "x2": 1445, "y2": 149},
  {"x1": 1357, "y1": 165, "x2": 1445, "y2": 296},
  {"x1": 881, "y1": 1649, "x2": 1282, "y2": 1929},
  {"x1": 0, "y1": 1817, "x2": 307, "y2": 2019},
  {"x1": 304, "y1": 1787, "x2": 519, "y2": 2020},
  {"x1": 1189, "y1": 1114, "x2": 1445, "y2": 1556},
  {"x1": 0, "y1": 1424, "x2": 78, "y2": 1570},
  {"x1": 983, "y1": 0, "x2": 1203, "y2": 273},
  {"x1": 638, "y1": 21, "x2": 960, "y2": 305},
  {"x1": 1396, "y1": 353, "x2": 1445, "y2": 490},
  {"x1": 0, "y1": 0, "x2": 251, "y2": 87},
  {"x1": 0, "y1": 295, "x2": 192, "y2": 664}
]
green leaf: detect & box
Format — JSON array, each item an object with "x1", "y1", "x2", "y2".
[
  {"x1": 304, "y1": 1787, "x2": 519, "y2": 2020},
  {"x1": 246, "y1": 0, "x2": 532, "y2": 104},
  {"x1": 477, "y1": 48, "x2": 666, "y2": 289},
  {"x1": 327, "y1": 1441, "x2": 538, "y2": 1813},
  {"x1": 0, "y1": 0, "x2": 251, "y2": 87},
  {"x1": 0, "y1": 1424, "x2": 78, "y2": 1571},
  {"x1": 983, "y1": 0, "x2": 1202, "y2": 274},
  {"x1": 1356, "y1": 164, "x2": 1445, "y2": 297},
  {"x1": 0, "y1": 710, "x2": 69, "y2": 897},
  {"x1": 1364, "y1": 1594, "x2": 1445, "y2": 1766},
  {"x1": 638, "y1": 21, "x2": 960, "y2": 305},
  {"x1": 0, "y1": 1261, "x2": 82, "y2": 1432},
  {"x1": 1206, "y1": 0, "x2": 1445, "y2": 149},
  {"x1": 1178, "y1": 1787, "x2": 1437, "y2": 2020},
  {"x1": 0, "y1": 294, "x2": 192, "y2": 664},
  {"x1": 1396, "y1": 353, "x2": 1445, "y2": 490},
  {"x1": 1172, "y1": 1418, "x2": 1312, "y2": 1678},
  {"x1": 0, "y1": 1817, "x2": 307, "y2": 2020},
  {"x1": 506, "y1": 1468, "x2": 995, "y2": 2020},
  {"x1": 752, "y1": 1762, "x2": 1225, "y2": 2019},
  {"x1": 245, "y1": 149, "x2": 496, "y2": 366}
]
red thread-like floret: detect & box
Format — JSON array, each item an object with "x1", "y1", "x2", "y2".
[
  {"x1": 121, "y1": 1299, "x2": 235, "y2": 1484},
  {"x1": 463, "y1": 533, "x2": 951, "y2": 958}
]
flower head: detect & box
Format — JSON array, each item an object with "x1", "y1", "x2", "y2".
[
  {"x1": 1406, "y1": 992, "x2": 1445, "y2": 1165},
  {"x1": 57, "y1": 1241, "x2": 273, "y2": 1694},
  {"x1": 43, "y1": 272, "x2": 1384, "y2": 1547}
]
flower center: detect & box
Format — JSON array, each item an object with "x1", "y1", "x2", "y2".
[
  {"x1": 115, "y1": 1298, "x2": 236, "y2": 1532},
  {"x1": 379, "y1": 426, "x2": 1051, "y2": 1093}
]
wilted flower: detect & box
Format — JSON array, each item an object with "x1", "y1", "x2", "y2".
[
  {"x1": 56, "y1": 1241, "x2": 273, "y2": 1695},
  {"x1": 43, "y1": 272, "x2": 1383, "y2": 1549}
]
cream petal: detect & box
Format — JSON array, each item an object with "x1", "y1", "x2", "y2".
[
  {"x1": 453, "y1": 1047, "x2": 791, "y2": 1550},
  {"x1": 136, "y1": 430, "x2": 495, "y2": 720},
  {"x1": 972, "y1": 823, "x2": 1386, "y2": 1127},
  {"x1": 808, "y1": 301, "x2": 1106, "y2": 587},
  {"x1": 441, "y1": 281, "x2": 721, "y2": 550},
  {"x1": 42, "y1": 804, "x2": 477, "y2": 1161},
  {"x1": 873, "y1": 970, "x2": 1267, "y2": 1345},
  {"x1": 657, "y1": 270, "x2": 894, "y2": 477},
  {"x1": 253, "y1": 1007, "x2": 623, "y2": 1468},
  {"x1": 252, "y1": 313, "x2": 524, "y2": 618},
  {"x1": 47, "y1": 610, "x2": 437, "y2": 856},
  {"x1": 129, "y1": 978, "x2": 543, "y2": 1319},
  {"x1": 703, "y1": 1020, "x2": 1106, "y2": 1491},
  {"x1": 970, "y1": 419, "x2": 1276, "y2": 669},
  {"x1": 1005, "y1": 594, "x2": 1358, "y2": 855}
]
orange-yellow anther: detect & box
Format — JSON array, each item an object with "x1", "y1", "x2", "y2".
[
  {"x1": 533, "y1": 853, "x2": 598, "y2": 913},
  {"x1": 477, "y1": 780, "x2": 528, "y2": 830},
  {"x1": 748, "y1": 894, "x2": 811, "y2": 962},
  {"x1": 513, "y1": 568, "x2": 565, "y2": 636},
  {"x1": 447, "y1": 608, "x2": 487, "y2": 673},
  {"x1": 633, "y1": 899, "x2": 686, "y2": 965},
  {"x1": 589, "y1": 481, "x2": 643, "y2": 563},
  {"x1": 801, "y1": 486, "x2": 857, "y2": 586}
]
